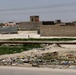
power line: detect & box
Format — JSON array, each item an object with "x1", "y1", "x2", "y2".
[
  {"x1": 0, "y1": 1, "x2": 76, "y2": 12},
  {"x1": 0, "y1": 8, "x2": 76, "y2": 15}
]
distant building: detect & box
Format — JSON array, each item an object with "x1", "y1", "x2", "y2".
[
  {"x1": 0, "y1": 15, "x2": 76, "y2": 36},
  {"x1": 16, "y1": 16, "x2": 76, "y2": 36},
  {"x1": 5, "y1": 22, "x2": 16, "y2": 26},
  {"x1": 40, "y1": 20, "x2": 76, "y2": 36},
  {"x1": 16, "y1": 16, "x2": 41, "y2": 34},
  {"x1": 30, "y1": 16, "x2": 39, "y2": 22}
]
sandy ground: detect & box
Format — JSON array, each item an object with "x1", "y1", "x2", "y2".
[
  {"x1": 0, "y1": 31, "x2": 76, "y2": 67},
  {"x1": 0, "y1": 31, "x2": 40, "y2": 39},
  {"x1": 0, "y1": 44, "x2": 76, "y2": 59},
  {"x1": 0, "y1": 31, "x2": 76, "y2": 39},
  {"x1": 0, "y1": 66, "x2": 76, "y2": 75}
]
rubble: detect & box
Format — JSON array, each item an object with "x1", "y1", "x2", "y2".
[{"x1": 0, "y1": 44, "x2": 76, "y2": 69}]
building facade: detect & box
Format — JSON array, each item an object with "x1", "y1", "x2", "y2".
[
  {"x1": 0, "y1": 15, "x2": 76, "y2": 36},
  {"x1": 40, "y1": 21, "x2": 76, "y2": 36},
  {"x1": 17, "y1": 16, "x2": 41, "y2": 32}
]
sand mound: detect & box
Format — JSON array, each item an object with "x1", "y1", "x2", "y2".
[{"x1": 0, "y1": 44, "x2": 76, "y2": 59}]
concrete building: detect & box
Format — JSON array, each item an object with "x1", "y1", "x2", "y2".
[
  {"x1": 40, "y1": 20, "x2": 76, "y2": 36},
  {"x1": 1, "y1": 15, "x2": 75, "y2": 36},
  {"x1": 5, "y1": 22, "x2": 16, "y2": 26},
  {"x1": 30, "y1": 16, "x2": 39, "y2": 22},
  {"x1": 16, "y1": 16, "x2": 41, "y2": 32},
  {"x1": 16, "y1": 16, "x2": 76, "y2": 36}
]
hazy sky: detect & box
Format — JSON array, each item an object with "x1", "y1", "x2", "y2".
[{"x1": 0, "y1": 0, "x2": 76, "y2": 22}]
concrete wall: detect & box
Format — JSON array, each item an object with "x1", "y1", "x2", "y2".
[
  {"x1": 17, "y1": 22, "x2": 41, "y2": 31},
  {"x1": 40, "y1": 24, "x2": 76, "y2": 36}
]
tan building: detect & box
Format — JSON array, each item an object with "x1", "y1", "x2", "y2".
[
  {"x1": 5, "y1": 22, "x2": 16, "y2": 26},
  {"x1": 40, "y1": 21, "x2": 76, "y2": 36},
  {"x1": 16, "y1": 15, "x2": 76, "y2": 36},
  {"x1": 16, "y1": 16, "x2": 41, "y2": 34}
]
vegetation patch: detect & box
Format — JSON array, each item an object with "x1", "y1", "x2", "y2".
[
  {"x1": 6, "y1": 38, "x2": 76, "y2": 41},
  {"x1": 0, "y1": 44, "x2": 41, "y2": 55}
]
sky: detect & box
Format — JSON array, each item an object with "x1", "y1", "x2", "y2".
[{"x1": 0, "y1": 0, "x2": 76, "y2": 22}]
